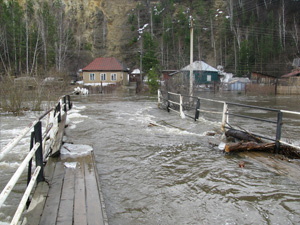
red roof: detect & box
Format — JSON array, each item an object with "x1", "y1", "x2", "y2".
[
  {"x1": 82, "y1": 57, "x2": 126, "y2": 71},
  {"x1": 281, "y1": 70, "x2": 300, "y2": 78}
]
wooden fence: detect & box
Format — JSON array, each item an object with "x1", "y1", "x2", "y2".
[{"x1": 277, "y1": 77, "x2": 300, "y2": 95}]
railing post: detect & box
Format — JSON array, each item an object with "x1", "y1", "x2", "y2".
[
  {"x1": 167, "y1": 92, "x2": 170, "y2": 112},
  {"x1": 67, "y1": 95, "x2": 72, "y2": 110},
  {"x1": 221, "y1": 102, "x2": 228, "y2": 132},
  {"x1": 34, "y1": 121, "x2": 44, "y2": 183},
  {"x1": 194, "y1": 98, "x2": 200, "y2": 121},
  {"x1": 179, "y1": 94, "x2": 185, "y2": 118},
  {"x1": 63, "y1": 96, "x2": 67, "y2": 112},
  {"x1": 275, "y1": 111, "x2": 283, "y2": 153},
  {"x1": 157, "y1": 89, "x2": 161, "y2": 107},
  {"x1": 27, "y1": 132, "x2": 34, "y2": 186},
  {"x1": 26, "y1": 132, "x2": 34, "y2": 208},
  {"x1": 56, "y1": 103, "x2": 61, "y2": 123}
]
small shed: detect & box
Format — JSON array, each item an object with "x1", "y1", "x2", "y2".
[
  {"x1": 181, "y1": 61, "x2": 219, "y2": 84},
  {"x1": 130, "y1": 69, "x2": 142, "y2": 82},
  {"x1": 227, "y1": 77, "x2": 251, "y2": 91}
]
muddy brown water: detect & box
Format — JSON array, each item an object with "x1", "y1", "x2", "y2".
[
  {"x1": 0, "y1": 92, "x2": 299, "y2": 224},
  {"x1": 65, "y1": 92, "x2": 300, "y2": 225}
]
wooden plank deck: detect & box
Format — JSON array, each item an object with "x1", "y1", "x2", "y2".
[{"x1": 24, "y1": 152, "x2": 108, "y2": 225}]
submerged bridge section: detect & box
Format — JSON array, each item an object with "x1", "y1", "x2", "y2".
[
  {"x1": 0, "y1": 95, "x2": 107, "y2": 225},
  {"x1": 158, "y1": 90, "x2": 300, "y2": 155}
]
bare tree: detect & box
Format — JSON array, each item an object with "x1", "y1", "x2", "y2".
[
  {"x1": 210, "y1": 16, "x2": 217, "y2": 65},
  {"x1": 291, "y1": 16, "x2": 299, "y2": 53},
  {"x1": 30, "y1": 29, "x2": 40, "y2": 76},
  {"x1": 0, "y1": 30, "x2": 9, "y2": 75},
  {"x1": 278, "y1": 0, "x2": 286, "y2": 49}
]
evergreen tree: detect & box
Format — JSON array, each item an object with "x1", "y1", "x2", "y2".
[
  {"x1": 147, "y1": 67, "x2": 160, "y2": 94},
  {"x1": 142, "y1": 32, "x2": 159, "y2": 72}
]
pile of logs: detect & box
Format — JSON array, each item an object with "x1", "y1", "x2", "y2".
[{"x1": 224, "y1": 129, "x2": 300, "y2": 159}]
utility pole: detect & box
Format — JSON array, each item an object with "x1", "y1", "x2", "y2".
[
  {"x1": 189, "y1": 16, "x2": 194, "y2": 97},
  {"x1": 140, "y1": 36, "x2": 143, "y2": 84},
  {"x1": 138, "y1": 24, "x2": 148, "y2": 86}
]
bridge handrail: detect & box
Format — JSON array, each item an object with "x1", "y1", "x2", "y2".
[
  {"x1": 0, "y1": 95, "x2": 72, "y2": 224},
  {"x1": 0, "y1": 142, "x2": 40, "y2": 208},
  {"x1": 158, "y1": 90, "x2": 300, "y2": 152},
  {"x1": 11, "y1": 166, "x2": 41, "y2": 225}
]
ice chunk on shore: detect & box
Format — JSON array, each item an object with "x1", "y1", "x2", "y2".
[{"x1": 61, "y1": 143, "x2": 93, "y2": 158}]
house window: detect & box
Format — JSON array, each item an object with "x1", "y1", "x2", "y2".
[
  {"x1": 89, "y1": 73, "x2": 95, "y2": 81},
  {"x1": 111, "y1": 73, "x2": 117, "y2": 81},
  {"x1": 100, "y1": 73, "x2": 106, "y2": 81},
  {"x1": 207, "y1": 75, "x2": 211, "y2": 82}
]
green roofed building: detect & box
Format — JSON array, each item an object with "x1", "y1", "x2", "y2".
[{"x1": 181, "y1": 61, "x2": 220, "y2": 84}]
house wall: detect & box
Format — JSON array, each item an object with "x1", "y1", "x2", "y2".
[
  {"x1": 194, "y1": 71, "x2": 219, "y2": 84},
  {"x1": 180, "y1": 71, "x2": 219, "y2": 84},
  {"x1": 82, "y1": 71, "x2": 125, "y2": 84}
]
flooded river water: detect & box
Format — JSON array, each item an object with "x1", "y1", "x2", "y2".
[{"x1": 1, "y1": 91, "x2": 300, "y2": 224}]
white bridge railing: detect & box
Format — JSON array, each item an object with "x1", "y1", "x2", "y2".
[
  {"x1": 158, "y1": 90, "x2": 300, "y2": 152},
  {"x1": 0, "y1": 95, "x2": 72, "y2": 225}
]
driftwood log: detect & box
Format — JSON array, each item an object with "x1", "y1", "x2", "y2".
[
  {"x1": 225, "y1": 129, "x2": 300, "y2": 159},
  {"x1": 225, "y1": 142, "x2": 275, "y2": 153},
  {"x1": 225, "y1": 129, "x2": 262, "y2": 143}
]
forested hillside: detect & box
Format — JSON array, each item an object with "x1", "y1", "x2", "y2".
[{"x1": 0, "y1": 0, "x2": 299, "y2": 79}]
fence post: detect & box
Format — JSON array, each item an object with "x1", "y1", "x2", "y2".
[
  {"x1": 34, "y1": 121, "x2": 44, "y2": 183},
  {"x1": 275, "y1": 111, "x2": 283, "y2": 153},
  {"x1": 194, "y1": 98, "x2": 200, "y2": 121},
  {"x1": 221, "y1": 102, "x2": 228, "y2": 132}
]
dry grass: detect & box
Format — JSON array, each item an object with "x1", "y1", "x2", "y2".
[{"x1": 0, "y1": 75, "x2": 72, "y2": 115}]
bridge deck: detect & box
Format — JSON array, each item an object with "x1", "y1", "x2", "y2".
[{"x1": 24, "y1": 152, "x2": 107, "y2": 225}]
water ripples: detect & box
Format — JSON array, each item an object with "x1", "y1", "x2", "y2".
[{"x1": 56, "y1": 95, "x2": 300, "y2": 224}]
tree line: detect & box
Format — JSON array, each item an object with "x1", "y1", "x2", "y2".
[
  {"x1": 127, "y1": 0, "x2": 299, "y2": 77},
  {"x1": 0, "y1": 0, "x2": 77, "y2": 77},
  {"x1": 0, "y1": 0, "x2": 299, "y2": 80}
]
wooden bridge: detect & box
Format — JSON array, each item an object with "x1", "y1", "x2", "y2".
[
  {"x1": 0, "y1": 96, "x2": 108, "y2": 225},
  {"x1": 25, "y1": 151, "x2": 107, "y2": 225}
]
